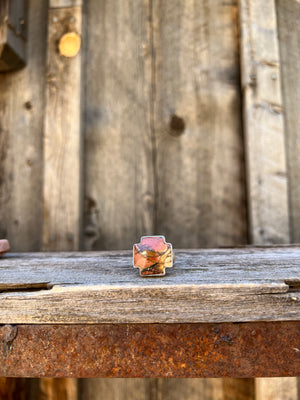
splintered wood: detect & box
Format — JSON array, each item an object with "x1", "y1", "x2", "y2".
[{"x1": 0, "y1": 247, "x2": 299, "y2": 324}]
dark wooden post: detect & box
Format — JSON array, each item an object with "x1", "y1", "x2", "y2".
[{"x1": 0, "y1": 0, "x2": 27, "y2": 71}]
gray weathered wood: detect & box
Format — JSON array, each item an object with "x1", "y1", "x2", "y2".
[
  {"x1": 43, "y1": 5, "x2": 83, "y2": 251},
  {"x1": 50, "y1": 0, "x2": 82, "y2": 7},
  {"x1": 83, "y1": 0, "x2": 154, "y2": 251},
  {"x1": 277, "y1": 0, "x2": 300, "y2": 243},
  {"x1": 153, "y1": 0, "x2": 247, "y2": 248},
  {"x1": 239, "y1": 0, "x2": 289, "y2": 245},
  {"x1": 0, "y1": 247, "x2": 298, "y2": 324},
  {"x1": 0, "y1": 0, "x2": 47, "y2": 250}
]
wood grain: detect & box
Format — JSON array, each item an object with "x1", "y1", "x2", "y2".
[
  {"x1": 83, "y1": 0, "x2": 154, "y2": 251},
  {"x1": 0, "y1": 0, "x2": 47, "y2": 251},
  {"x1": 153, "y1": 0, "x2": 247, "y2": 248},
  {"x1": 277, "y1": 0, "x2": 300, "y2": 243},
  {"x1": 0, "y1": 247, "x2": 298, "y2": 324},
  {"x1": 43, "y1": 6, "x2": 83, "y2": 251},
  {"x1": 239, "y1": 0, "x2": 289, "y2": 245}
]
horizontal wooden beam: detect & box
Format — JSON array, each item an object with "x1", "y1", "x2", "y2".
[
  {"x1": 0, "y1": 322, "x2": 299, "y2": 378},
  {"x1": 0, "y1": 247, "x2": 299, "y2": 324}
]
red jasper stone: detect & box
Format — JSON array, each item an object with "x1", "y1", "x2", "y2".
[
  {"x1": 133, "y1": 236, "x2": 173, "y2": 276},
  {"x1": 0, "y1": 239, "x2": 10, "y2": 256}
]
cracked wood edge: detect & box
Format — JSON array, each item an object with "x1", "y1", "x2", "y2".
[
  {"x1": 0, "y1": 282, "x2": 298, "y2": 324},
  {"x1": 0, "y1": 248, "x2": 299, "y2": 324},
  {"x1": 239, "y1": 0, "x2": 290, "y2": 245}
]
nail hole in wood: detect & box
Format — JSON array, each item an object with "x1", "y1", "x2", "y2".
[{"x1": 169, "y1": 114, "x2": 185, "y2": 137}]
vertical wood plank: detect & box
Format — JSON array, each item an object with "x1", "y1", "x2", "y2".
[
  {"x1": 239, "y1": 0, "x2": 289, "y2": 245},
  {"x1": 83, "y1": 0, "x2": 154, "y2": 251},
  {"x1": 223, "y1": 379, "x2": 254, "y2": 400},
  {"x1": 255, "y1": 379, "x2": 298, "y2": 400},
  {"x1": 239, "y1": 0, "x2": 298, "y2": 399},
  {"x1": 39, "y1": 378, "x2": 78, "y2": 400},
  {"x1": 41, "y1": 1, "x2": 83, "y2": 398},
  {"x1": 79, "y1": 379, "x2": 158, "y2": 400},
  {"x1": 153, "y1": 0, "x2": 247, "y2": 248},
  {"x1": 156, "y1": 379, "x2": 224, "y2": 400},
  {"x1": 276, "y1": 0, "x2": 300, "y2": 243},
  {"x1": 43, "y1": 3, "x2": 83, "y2": 251},
  {"x1": 0, "y1": 0, "x2": 47, "y2": 251}
]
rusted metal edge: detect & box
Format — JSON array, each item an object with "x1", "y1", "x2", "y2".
[{"x1": 0, "y1": 322, "x2": 299, "y2": 378}]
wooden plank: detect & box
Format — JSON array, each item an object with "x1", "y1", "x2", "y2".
[
  {"x1": 83, "y1": 0, "x2": 154, "y2": 251},
  {"x1": 276, "y1": 0, "x2": 300, "y2": 243},
  {"x1": 39, "y1": 378, "x2": 77, "y2": 400},
  {"x1": 256, "y1": 378, "x2": 298, "y2": 400},
  {"x1": 50, "y1": 0, "x2": 82, "y2": 7},
  {"x1": 153, "y1": 0, "x2": 247, "y2": 248},
  {"x1": 223, "y1": 379, "x2": 255, "y2": 400},
  {"x1": 78, "y1": 379, "x2": 158, "y2": 400},
  {"x1": 239, "y1": 0, "x2": 289, "y2": 245},
  {"x1": 0, "y1": 0, "x2": 47, "y2": 251},
  {"x1": 239, "y1": 1, "x2": 297, "y2": 399},
  {"x1": 0, "y1": 248, "x2": 299, "y2": 324},
  {"x1": 43, "y1": 5, "x2": 83, "y2": 251}
]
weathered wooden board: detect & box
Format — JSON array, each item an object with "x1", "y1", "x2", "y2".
[
  {"x1": 0, "y1": 248, "x2": 299, "y2": 324},
  {"x1": 83, "y1": 0, "x2": 154, "y2": 251},
  {"x1": 43, "y1": 5, "x2": 83, "y2": 251},
  {"x1": 239, "y1": 0, "x2": 289, "y2": 245},
  {"x1": 0, "y1": 0, "x2": 47, "y2": 251},
  {"x1": 79, "y1": 379, "x2": 223, "y2": 400},
  {"x1": 277, "y1": 0, "x2": 300, "y2": 244},
  {"x1": 153, "y1": 0, "x2": 247, "y2": 248}
]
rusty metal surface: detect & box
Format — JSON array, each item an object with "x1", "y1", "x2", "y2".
[{"x1": 0, "y1": 322, "x2": 299, "y2": 378}]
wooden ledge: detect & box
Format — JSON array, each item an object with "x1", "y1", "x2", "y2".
[
  {"x1": 0, "y1": 246, "x2": 299, "y2": 378},
  {"x1": 0, "y1": 246, "x2": 299, "y2": 324}
]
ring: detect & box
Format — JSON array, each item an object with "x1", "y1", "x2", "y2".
[
  {"x1": 133, "y1": 236, "x2": 173, "y2": 277},
  {"x1": 0, "y1": 239, "x2": 10, "y2": 256}
]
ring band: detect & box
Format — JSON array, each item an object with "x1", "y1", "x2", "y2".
[{"x1": 133, "y1": 236, "x2": 173, "y2": 277}]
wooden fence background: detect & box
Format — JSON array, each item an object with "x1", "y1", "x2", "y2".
[{"x1": 0, "y1": 0, "x2": 299, "y2": 399}]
